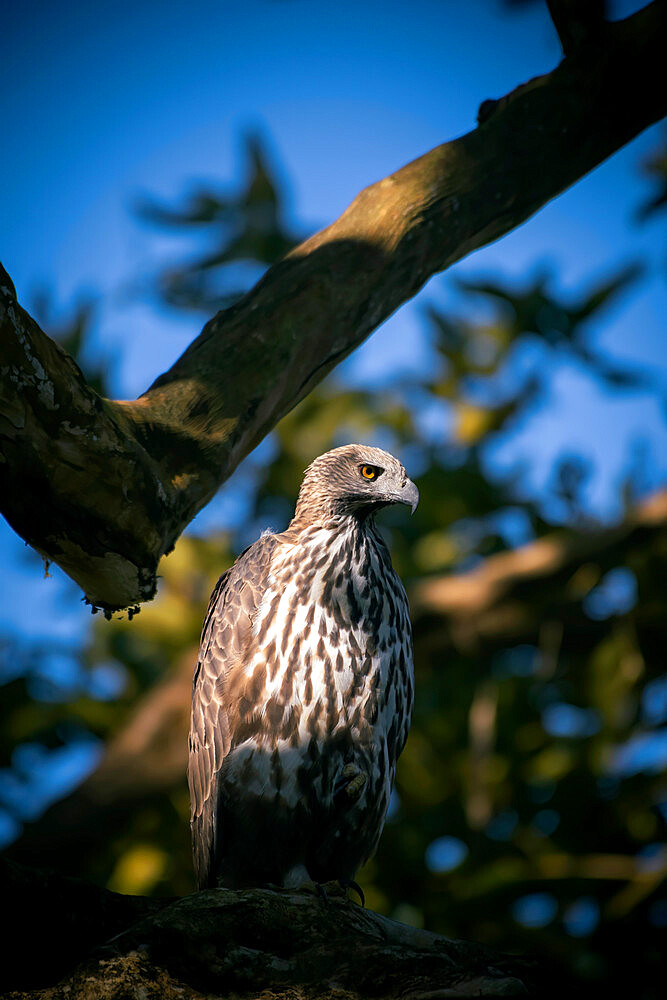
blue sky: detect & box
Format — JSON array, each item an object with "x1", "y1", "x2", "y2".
[{"x1": 1, "y1": 0, "x2": 665, "y2": 643}]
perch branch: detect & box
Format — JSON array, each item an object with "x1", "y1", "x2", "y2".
[{"x1": 2, "y1": 859, "x2": 537, "y2": 998}]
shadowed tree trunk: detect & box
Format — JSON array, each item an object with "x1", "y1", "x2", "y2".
[{"x1": 1, "y1": 2, "x2": 665, "y2": 612}]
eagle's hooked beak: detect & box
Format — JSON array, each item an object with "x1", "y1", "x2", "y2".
[{"x1": 400, "y1": 479, "x2": 420, "y2": 515}]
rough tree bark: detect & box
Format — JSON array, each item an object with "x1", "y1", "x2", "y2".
[
  {"x1": 1, "y1": 2, "x2": 665, "y2": 612},
  {"x1": 2, "y1": 858, "x2": 539, "y2": 999}
]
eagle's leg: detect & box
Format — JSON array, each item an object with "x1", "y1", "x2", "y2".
[
  {"x1": 335, "y1": 763, "x2": 368, "y2": 803},
  {"x1": 282, "y1": 869, "x2": 360, "y2": 907},
  {"x1": 283, "y1": 869, "x2": 332, "y2": 906},
  {"x1": 282, "y1": 863, "x2": 313, "y2": 889},
  {"x1": 299, "y1": 880, "x2": 362, "y2": 906}
]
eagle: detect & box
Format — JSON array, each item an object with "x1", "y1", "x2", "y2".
[{"x1": 188, "y1": 444, "x2": 418, "y2": 892}]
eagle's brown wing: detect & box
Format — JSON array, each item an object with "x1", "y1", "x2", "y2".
[{"x1": 187, "y1": 533, "x2": 279, "y2": 889}]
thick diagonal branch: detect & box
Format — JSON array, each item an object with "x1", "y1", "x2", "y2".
[
  {"x1": 1, "y1": 2, "x2": 665, "y2": 610},
  {"x1": 546, "y1": 0, "x2": 607, "y2": 55}
]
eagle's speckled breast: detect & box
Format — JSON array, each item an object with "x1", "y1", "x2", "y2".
[{"x1": 219, "y1": 516, "x2": 413, "y2": 885}]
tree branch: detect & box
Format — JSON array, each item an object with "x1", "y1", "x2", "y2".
[
  {"x1": 1, "y1": 858, "x2": 168, "y2": 992},
  {"x1": 2, "y1": 859, "x2": 538, "y2": 997},
  {"x1": 1, "y1": 2, "x2": 665, "y2": 611},
  {"x1": 545, "y1": 0, "x2": 607, "y2": 56}
]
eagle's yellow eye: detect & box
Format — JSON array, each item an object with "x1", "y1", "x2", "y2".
[{"x1": 361, "y1": 465, "x2": 378, "y2": 480}]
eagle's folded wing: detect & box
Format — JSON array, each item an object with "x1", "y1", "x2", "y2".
[{"x1": 187, "y1": 533, "x2": 278, "y2": 889}]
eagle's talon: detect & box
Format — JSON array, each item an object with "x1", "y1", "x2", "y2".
[{"x1": 340, "y1": 878, "x2": 365, "y2": 907}]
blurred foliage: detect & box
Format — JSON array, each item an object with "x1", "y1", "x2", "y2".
[
  {"x1": 134, "y1": 133, "x2": 303, "y2": 314},
  {"x1": 2, "y1": 132, "x2": 666, "y2": 997}
]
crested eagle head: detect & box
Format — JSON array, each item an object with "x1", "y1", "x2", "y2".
[{"x1": 293, "y1": 444, "x2": 419, "y2": 522}]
